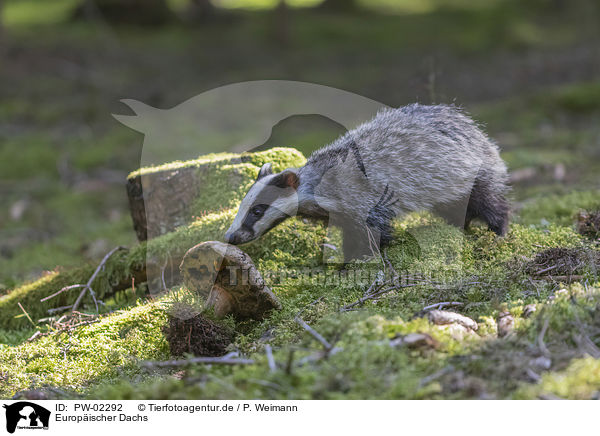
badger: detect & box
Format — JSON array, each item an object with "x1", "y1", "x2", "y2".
[{"x1": 224, "y1": 104, "x2": 510, "y2": 262}]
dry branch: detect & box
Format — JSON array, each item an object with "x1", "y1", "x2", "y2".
[
  {"x1": 265, "y1": 344, "x2": 276, "y2": 372},
  {"x1": 40, "y1": 284, "x2": 85, "y2": 303},
  {"x1": 71, "y1": 246, "x2": 126, "y2": 313},
  {"x1": 295, "y1": 317, "x2": 333, "y2": 351},
  {"x1": 17, "y1": 302, "x2": 35, "y2": 326},
  {"x1": 423, "y1": 301, "x2": 464, "y2": 311}
]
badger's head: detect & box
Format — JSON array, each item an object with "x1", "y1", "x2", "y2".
[{"x1": 224, "y1": 163, "x2": 300, "y2": 245}]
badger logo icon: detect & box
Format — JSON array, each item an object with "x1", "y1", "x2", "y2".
[{"x1": 3, "y1": 402, "x2": 50, "y2": 433}]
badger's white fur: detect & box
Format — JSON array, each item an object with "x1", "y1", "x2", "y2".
[{"x1": 225, "y1": 104, "x2": 510, "y2": 262}]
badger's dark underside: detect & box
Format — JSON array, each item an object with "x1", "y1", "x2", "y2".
[{"x1": 335, "y1": 173, "x2": 510, "y2": 263}]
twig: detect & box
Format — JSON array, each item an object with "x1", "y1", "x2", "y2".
[
  {"x1": 17, "y1": 302, "x2": 35, "y2": 326},
  {"x1": 265, "y1": 344, "x2": 276, "y2": 372},
  {"x1": 534, "y1": 264, "x2": 559, "y2": 275},
  {"x1": 541, "y1": 275, "x2": 584, "y2": 282},
  {"x1": 418, "y1": 365, "x2": 455, "y2": 388},
  {"x1": 538, "y1": 317, "x2": 550, "y2": 357},
  {"x1": 160, "y1": 256, "x2": 168, "y2": 292},
  {"x1": 297, "y1": 347, "x2": 343, "y2": 365},
  {"x1": 341, "y1": 283, "x2": 417, "y2": 311},
  {"x1": 295, "y1": 296, "x2": 325, "y2": 318},
  {"x1": 40, "y1": 284, "x2": 86, "y2": 302},
  {"x1": 285, "y1": 349, "x2": 295, "y2": 375},
  {"x1": 71, "y1": 246, "x2": 125, "y2": 313},
  {"x1": 48, "y1": 305, "x2": 74, "y2": 315},
  {"x1": 295, "y1": 317, "x2": 332, "y2": 351},
  {"x1": 423, "y1": 302, "x2": 464, "y2": 311},
  {"x1": 142, "y1": 356, "x2": 255, "y2": 369},
  {"x1": 27, "y1": 331, "x2": 41, "y2": 342}
]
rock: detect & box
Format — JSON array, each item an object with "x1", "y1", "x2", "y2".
[
  {"x1": 390, "y1": 332, "x2": 439, "y2": 349},
  {"x1": 523, "y1": 304, "x2": 537, "y2": 318},
  {"x1": 180, "y1": 241, "x2": 281, "y2": 320},
  {"x1": 496, "y1": 311, "x2": 515, "y2": 338},
  {"x1": 427, "y1": 310, "x2": 478, "y2": 331},
  {"x1": 441, "y1": 323, "x2": 478, "y2": 341},
  {"x1": 529, "y1": 356, "x2": 552, "y2": 371}
]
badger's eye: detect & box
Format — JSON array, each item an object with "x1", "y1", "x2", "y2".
[{"x1": 250, "y1": 205, "x2": 264, "y2": 217}]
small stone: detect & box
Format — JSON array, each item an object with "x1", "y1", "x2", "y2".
[
  {"x1": 497, "y1": 311, "x2": 515, "y2": 338},
  {"x1": 523, "y1": 304, "x2": 537, "y2": 318},
  {"x1": 390, "y1": 332, "x2": 439, "y2": 349},
  {"x1": 529, "y1": 356, "x2": 552, "y2": 370},
  {"x1": 427, "y1": 310, "x2": 478, "y2": 331}
]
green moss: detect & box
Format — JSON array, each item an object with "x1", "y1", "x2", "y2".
[
  {"x1": 0, "y1": 300, "x2": 169, "y2": 398},
  {"x1": 3, "y1": 144, "x2": 599, "y2": 399},
  {"x1": 127, "y1": 147, "x2": 305, "y2": 179},
  {"x1": 0, "y1": 246, "x2": 143, "y2": 330},
  {"x1": 515, "y1": 357, "x2": 600, "y2": 399},
  {"x1": 518, "y1": 190, "x2": 600, "y2": 227}
]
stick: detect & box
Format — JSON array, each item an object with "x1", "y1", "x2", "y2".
[
  {"x1": 40, "y1": 284, "x2": 85, "y2": 302},
  {"x1": 534, "y1": 264, "x2": 559, "y2": 275},
  {"x1": 423, "y1": 302, "x2": 464, "y2": 311},
  {"x1": 27, "y1": 331, "x2": 41, "y2": 342},
  {"x1": 48, "y1": 305, "x2": 74, "y2": 315},
  {"x1": 540, "y1": 275, "x2": 584, "y2": 282},
  {"x1": 418, "y1": 365, "x2": 455, "y2": 388},
  {"x1": 265, "y1": 344, "x2": 276, "y2": 372},
  {"x1": 142, "y1": 356, "x2": 255, "y2": 369},
  {"x1": 295, "y1": 317, "x2": 332, "y2": 351},
  {"x1": 341, "y1": 284, "x2": 417, "y2": 311},
  {"x1": 538, "y1": 317, "x2": 550, "y2": 357},
  {"x1": 71, "y1": 246, "x2": 125, "y2": 313},
  {"x1": 17, "y1": 302, "x2": 35, "y2": 326},
  {"x1": 285, "y1": 349, "x2": 295, "y2": 375}
]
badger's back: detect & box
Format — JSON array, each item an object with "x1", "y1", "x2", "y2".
[{"x1": 305, "y1": 104, "x2": 508, "y2": 222}]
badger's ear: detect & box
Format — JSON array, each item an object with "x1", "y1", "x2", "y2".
[
  {"x1": 257, "y1": 163, "x2": 273, "y2": 180},
  {"x1": 269, "y1": 169, "x2": 299, "y2": 190}
]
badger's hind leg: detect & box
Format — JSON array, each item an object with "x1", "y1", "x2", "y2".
[{"x1": 465, "y1": 175, "x2": 510, "y2": 236}]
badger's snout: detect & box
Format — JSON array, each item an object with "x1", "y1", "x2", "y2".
[
  {"x1": 224, "y1": 230, "x2": 241, "y2": 245},
  {"x1": 224, "y1": 228, "x2": 254, "y2": 245}
]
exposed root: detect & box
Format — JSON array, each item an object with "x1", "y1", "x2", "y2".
[{"x1": 164, "y1": 312, "x2": 234, "y2": 357}]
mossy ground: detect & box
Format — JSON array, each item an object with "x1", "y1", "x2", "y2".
[{"x1": 1, "y1": 175, "x2": 599, "y2": 398}]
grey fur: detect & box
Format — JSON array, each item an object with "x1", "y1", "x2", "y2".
[{"x1": 225, "y1": 104, "x2": 510, "y2": 262}]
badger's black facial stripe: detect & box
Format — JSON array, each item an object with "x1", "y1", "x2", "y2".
[{"x1": 241, "y1": 204, "x2": 269, "y2": 231}]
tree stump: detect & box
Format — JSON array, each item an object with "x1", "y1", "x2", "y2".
[
  {"x1": 180, "y1": 241, "x2": 281, "y2": 320},
  {"x1": 126, "y1": 162, "x2": 243, "y2": 242},
  {"x1": 125, "y1": 148, "x2": 306, "y2": 242}
]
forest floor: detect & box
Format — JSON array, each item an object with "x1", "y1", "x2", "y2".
[{"x1": 1, "y1": 2, "x2": 600, "y2": 399}]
